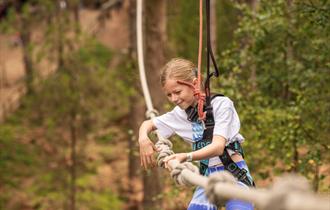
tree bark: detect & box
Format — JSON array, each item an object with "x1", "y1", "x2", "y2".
[
  {"x1": 127, "y1": 1, "x2": 143, "y2": 209},
  {"x1": 247, "y1": 0, "x2": 258, "y2": 92},
  {"x1": 56, "y1": 1, "x2": 65, "y2": 69},
  {"x1": 69, "y1": 112, "x2": 77, "y2": 210},
  {"x1": 143, "y1": 0, "x2": 167, "y2": 209},
  {"x1": 210, "y1": 0, "x2": 217, "y2": 56},
  {"x1": 71, "y1": 0, "x2": 81, "y2": 35},
  {"x1": 19, "y1": 18, "x2": 34, "y2": 94}
]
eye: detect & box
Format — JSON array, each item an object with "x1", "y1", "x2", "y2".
[{"x1": 174, "y1": 90, "x2": 181, "y2": 95}]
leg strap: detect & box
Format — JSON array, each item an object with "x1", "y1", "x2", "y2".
[{"x1": 219, "y1": 149, "x2": 255, "y2": 187}]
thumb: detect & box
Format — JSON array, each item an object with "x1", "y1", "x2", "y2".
[{"x1": 152, "y1": 144, "x2": 160, "y2": 152}]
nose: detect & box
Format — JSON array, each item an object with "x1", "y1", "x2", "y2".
[{"x1": 171, "y1": 94, "x2": 179, "y2": 103}]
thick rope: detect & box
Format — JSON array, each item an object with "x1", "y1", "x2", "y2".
[
  {"x1": 155, "y1": 135, "x2": 329, "y2": 210},
  {"x1": 170, "y1": 162, "x2": 199, "y2": 187},
  {"x1": 205, "y1": 171, "x2": 237, "y2": 206},
  {"x1": 137, "y1": 1, "x2": 329, "y2": 209},
  {"x1": 160, "y1": 159, "x2": 330, "y2": 210},
  {"x1": 136, "y1": 0, "x2": 154, "y2": 114}
]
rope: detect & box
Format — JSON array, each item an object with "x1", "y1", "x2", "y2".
[
  {"x1": 136, "y1": 0, "x2": 155, "y2": 116},
  {"x1": 205, "y1": 171, "x2": 237, "y2": 206},
  {"x1": 196, "y1": 0, "x2": 206, "y2": 120},
  {"x1": 156, "y1": 138, "x2": 330, "y2": 210},
  {"x1": 136, "y1": 1, "x2": 329, "y2": 209}
]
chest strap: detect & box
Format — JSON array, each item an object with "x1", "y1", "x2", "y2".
[
  {"x1": 203, "y1": 105, "x2": 255, "y2": 187},
  {"x1": 187, "y1": 100, "x2": 255, "y2": 187}
]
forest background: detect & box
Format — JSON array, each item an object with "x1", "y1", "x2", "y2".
[{"x1": 0, "y1": 0, "x2": 329, "y2": 210}]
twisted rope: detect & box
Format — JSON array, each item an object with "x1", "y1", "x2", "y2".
[
  {"x1": 260, "y1": 174, "x2": 314, "y2": 210},
  {"x1": 155, "y1": 143, "x2": 330, "y2": 210},
  {"x1": 170, "y1": 162, "x2": 199, "y2": 187},
  {"x1": 205, "y1": 171, "x2": 237, "y2": 206},
  {"x1": 155, "y1": 136, "x2": 174, "y2": 167},
  {"x1": 137, "y1": 1, "x2": 329, "y2": 209},
  {"x1": 155, "y1": 135, "x2": 200, "y2": 186}
]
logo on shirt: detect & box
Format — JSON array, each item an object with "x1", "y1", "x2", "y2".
[{"x1": 192, "y1": 122, "x2": 204, "y2": 142}]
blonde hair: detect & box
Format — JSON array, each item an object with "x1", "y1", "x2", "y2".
[{"x1": 160, "y1": 58, "x2": 197, "y2": 87}]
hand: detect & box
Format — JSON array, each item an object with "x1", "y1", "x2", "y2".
[
  {"x1": 163, "y1": 153, "x2": 187, "y2": 170},
  {"x1": 139, "y1": 137, "x2": 160, "y2": 169}
]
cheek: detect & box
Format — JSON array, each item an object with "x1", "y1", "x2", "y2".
[{"x1": 183, "y1": 89, "x2": 195, "y2": 101}]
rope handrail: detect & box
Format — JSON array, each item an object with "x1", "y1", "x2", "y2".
[
  {"x1": 136, "y1": 1, "x2": 329, "y2": 210},
  {"x1": 156, "y1": 137, "x2": 330, "y2": 210}
]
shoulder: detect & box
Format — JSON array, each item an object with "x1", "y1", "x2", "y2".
[
  {"x1": 211, "y1": 96, "x2": 234, "y2": 109},
  {"x1": 158, "y1": 106, "x2": 186, "y2": 119}
]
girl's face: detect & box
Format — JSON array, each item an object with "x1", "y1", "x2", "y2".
[{"x1": 163, "y1": 79, "x2": 196, "y2": 110}]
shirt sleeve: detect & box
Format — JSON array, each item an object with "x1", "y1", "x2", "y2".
[
  {"x1": 152, "y1": 111, "x2": 176, "y2": 138},
  {"x1": 212, "y1": 97, "x2": 241, "y2": 142}
]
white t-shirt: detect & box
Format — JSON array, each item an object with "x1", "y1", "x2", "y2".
[{"x1": 152, "y1": 96, "x2": 244, "y2": 166}]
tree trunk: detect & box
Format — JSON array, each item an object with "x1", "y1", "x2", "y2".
[
  {"x1": 210, "y1": 0, "x2": 217, "y2": 56},
  {"x1": 282, "y1": 0, "x2": 293, "y2": 100},
  {"x1": 127, "y1": 1, "x2": 143, "y2": 209},
  {"x1": 128, "y1": 93, "x2": 145, "y2": 210},
  {"x1": 56, "y1": 1, "x2": 65, "y2": 69},
  {"x1": 236, "y1": 0, "x2": 258, "y2": 93},
  {"x1": 313, "y1": 163, "x2": 320, "y2": 192},
  {"x1": 20, "y1": 19, "x2": 34, "y2": 94},
  {"x1": 69, "y1": 112, "x2": 77, "y2": 210},
  {"x1": 143, "y1": 0, "x2": 167, "y2": 209},
  {"x1": 291, "y1": 136, "x2": 299, "y2": 172},
  {"x1": 247, "y1": 0, "x2": 258, "y2": 92},
  {"x1": 69, "y1": 0, "x2": 81, "y2": 35}
]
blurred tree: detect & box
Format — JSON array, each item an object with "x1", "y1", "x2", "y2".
[
  {"x1": 143, "y1": 0, "x2": 167, "y2": 209},
  {"x1": 218, "y1": 0, "x2": 329, "y2": 190},
  {"x1": 126, "y1": 0, "x2": 144, "y2": 209},
  {"x1": 30, "y1": 38, "x2": 128, "y2": 209}
]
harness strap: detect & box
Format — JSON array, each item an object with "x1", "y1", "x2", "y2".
[
  {"x1": 219, "y1": 145, "x2": 255, "y2": 187},
  {"x1": 203, "y1": 109, "x2": 255, "y2": 187},
  {"x1": 186, "y1": 94, "x2": 255, "y2": 187}
]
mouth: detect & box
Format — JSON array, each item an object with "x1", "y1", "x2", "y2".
[{"x1": 176, "y1": 101, "x2": 183, "y2": 106}]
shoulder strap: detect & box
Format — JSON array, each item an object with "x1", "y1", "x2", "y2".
[
  {"x1": 211, "y1": 93, "x2": 224, "y2": 101},
  {"x1": 201, "y1": 95, "x2": 255, "y2": 187}
]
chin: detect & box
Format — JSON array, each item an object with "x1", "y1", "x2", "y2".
[{"x1": 178, "y1": 104, "x2": 188, "y2": 110}]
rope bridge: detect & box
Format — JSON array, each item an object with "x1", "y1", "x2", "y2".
[
  {"x1": 155, "y1": 137, "x2": 330, "y2": 210},
  {"x1": 136, "y1": 0, "x2": 329, "y2": 209}
]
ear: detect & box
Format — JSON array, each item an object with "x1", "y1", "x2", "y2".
[{"x1": 192, "y1": 78, "x2": 198, "y2": 86}]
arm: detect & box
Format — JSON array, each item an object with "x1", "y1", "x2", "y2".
[
  {"x1": 163, "y1": 135, "x2": 226, "y2": 165},
  {"x1": 138, "y1": 119, "x2": 158, "y2": 169},
  {"x1": 189, "y1": 135, "x2": 226, "y2": 161}
]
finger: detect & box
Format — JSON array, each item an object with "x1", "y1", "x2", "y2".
[
  {"x1": 164, "y1": 162, "x2": 168, "y2": 169},
  {"x1": 150, "y1": 155, "x2": 155, "y2": 167},
  {"x1": 152, "y1": 144, "x2": 160, "y2": 152},
  {"x1": 142, "y1": 156, "x2": 148, "y2": 170},
  {"x1": 164, "y1": 155, "x2": 175, "y2": 163},
  {"x1": 146, "y1": 155, "x2": 152, "y2": 168},
  {"x1": 165, "y1": 162, "x2": 172, "y2": 171}
]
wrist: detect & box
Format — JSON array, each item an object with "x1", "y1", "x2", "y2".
[
  {"x1": 186, "y1": 152, "x2": 193, "y2": 162},
  {"x1": 138, "y1": 136, "x2": 149, "y2": 144}
]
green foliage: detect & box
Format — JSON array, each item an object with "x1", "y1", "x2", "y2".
[
  {"x1": 1, "y1": 36, "x2": 127, "y2": 208},
  {"x1": 167, "y1": 0, "x2": 199, "y2": 61},
  {"x1": 166, "y1": 0, "x2": 329, "y2": 191},
  {"x1": 0, "y1": 124, "x2": 36, "y2": 187},
  {"x1": 216, "y1": 0, "x2": 330, "y2": 190},
  {"x1": 78, "y1": 189, "x2": 122, "y2": 210}
]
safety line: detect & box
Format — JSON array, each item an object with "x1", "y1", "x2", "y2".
[{"x1": 136, "y1": 0, "x2": 155, "y2": 117}]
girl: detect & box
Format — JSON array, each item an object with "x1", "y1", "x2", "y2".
[{"x1": 138, "y1": 58, "x2": 254, "y2": 210}]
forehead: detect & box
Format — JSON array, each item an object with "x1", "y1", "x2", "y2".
[{"x1": 163, "y1": 79, "x2": 182, "y2": 92}]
